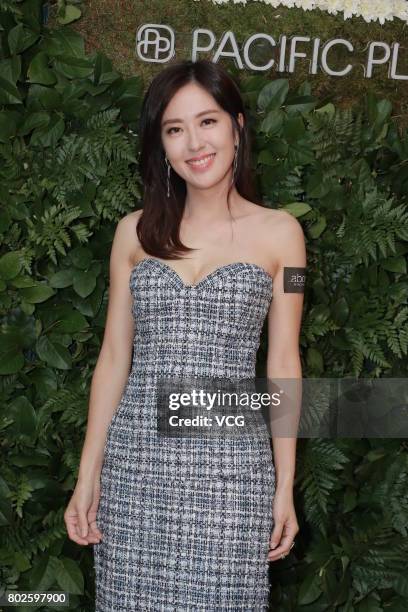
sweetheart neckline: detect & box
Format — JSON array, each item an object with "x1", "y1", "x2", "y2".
[{"x1": 129, "y1": 258, "x2": 274, "y2": 290}]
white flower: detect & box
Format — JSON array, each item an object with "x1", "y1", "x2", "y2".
[{"x1": 201, "y1": 0, "x2": 408, "y2": 23}]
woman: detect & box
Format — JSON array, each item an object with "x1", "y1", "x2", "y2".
[{"x1": 65, "y1": 59, "x2": 305, "y2": 610}]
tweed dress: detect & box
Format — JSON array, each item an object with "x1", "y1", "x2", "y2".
[{"x1": 93, "y1": 258, "x2": 276, "y2": 611}]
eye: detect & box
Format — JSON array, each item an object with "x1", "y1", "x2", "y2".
[{"x1": 166, "y1": 118, "x2": 217, "y2": 135}]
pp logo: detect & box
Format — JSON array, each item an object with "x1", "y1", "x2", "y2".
[{"x1": 136, "y1": 24, "x2": 175, "y2": 63}]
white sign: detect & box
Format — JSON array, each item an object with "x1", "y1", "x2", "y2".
[{"x1": 136, "y1": 24, "x2": 408, "y2": 80}]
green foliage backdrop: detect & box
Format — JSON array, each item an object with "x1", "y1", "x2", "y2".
[
  {"x1": 0, "y1": 2, "x2": 407, "y2": 611},
  {"x1": 66, "y1": 0, "x2": 408, "y2": 131}
]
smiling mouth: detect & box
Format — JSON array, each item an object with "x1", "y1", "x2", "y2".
[{"x1": 186, "y1": 153, "x2": 216, "y2": 167}]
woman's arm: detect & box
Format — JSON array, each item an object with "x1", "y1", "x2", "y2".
[
  {"x1": 265, "y1": 210, "x2": 306, "y2": 561},
  {"x1": 266, "y1": 211, "x2": 306, "y2": 492},
  {"x1": 77, "y1": 213, "x2": 140, "y2": 484}
]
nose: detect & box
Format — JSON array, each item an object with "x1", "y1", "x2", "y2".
[{"x1": 186, "y1": 125, "x2": 204, "y2": 151}]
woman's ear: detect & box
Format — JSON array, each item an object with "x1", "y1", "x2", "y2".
[{"x1": 233, "y1": 113, "x2": 244, "y2": 147}]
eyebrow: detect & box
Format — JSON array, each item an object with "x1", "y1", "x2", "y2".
[{"x1": 161, "y1": 109, "x2": 220, "y2": 128}]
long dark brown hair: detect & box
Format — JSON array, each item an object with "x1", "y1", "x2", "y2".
[{"x1": 137, "y1": 59, "x2": 264, "y2": 260}]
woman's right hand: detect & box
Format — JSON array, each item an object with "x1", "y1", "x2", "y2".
[{"x1": 64, "y1": 478, "x2": 103, "y2": 546}]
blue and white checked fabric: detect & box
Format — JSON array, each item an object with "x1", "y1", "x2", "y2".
[{"x1": 94, "y1": 258, "x2": 276, "y2": 611}]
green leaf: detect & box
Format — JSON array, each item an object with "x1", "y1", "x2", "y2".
[
  {"x1": 356, "y1": 595, "x2": 384, "y2": 612},
  {"x1": 27, "y1": 52, "x2": 57, "y2": 85},
  {"x1": 19, "y1": 284, "x2": 55, "y2": 303},
  {"x1": 312, "y1": 305, "x2": 331, "y2": 323},
  {"x1": 287, "y1": 141, "x2": 315, "y2": 165},
  {"x1": 307, "y1": 347, "x2": 324, "y2": 373},
  {"x1": 30, "y1": 114, "x2": 65, "y2": 147},
  {"x1": 53, "y1": 55, "x2": 94, "y2": 79},
  {"x1": 0, "y1": 347, "x2": 24, "y2": 374},
  {"x1": 259, "y1": 109, "x2": 284, "y2": 135},
  {"x1": 73, "y1": 270, "x2": 97, "y2": 298},
  {"x1": 307, "y1": 172, "x2": 333, "y2": 198},
  {"x1": 267, "y1": 138, "x2": 289, "y2": 157},
  {"x1": 0, "y1": 251, "x2": 23, "y2": 280},
  {"x1": 283, "y1": 115, "x2": 306, "y2": 141},
  {"x1": 309, "y1": 215, "x2": 327, "y2": 239},
  {"x1": 52, "y1": 309, "x2": 89, "y2": 333},
  {"x1": 70, "y1": 247, "x2": 93, "y2": 269},
  {"x1": 285, "y1": 95, "x2": 317, "y2": 114},
  {"x1": 0, "y1": 497, "x2": 13, "y2": 526},
  {"x1": 281, "y1": 202, "x2": 311, "y2": 217},
  {"x1": 10, "y1": 451, "x2": 51, "y2": 467},
  {"x1": 1, "y1": 310, "x2": 35, "y2": 349},
  {"x1": 55, "y1": 557, "x2": 84, "y2": 594},
  {"x1": 46, "y1": 27, "x2": 86, "y2": 57},
  {"x1": 374, "y1": 99, "x2": 392, "y2": 127},
  {"x1": 365, "y1": 449, "x2": 386, "y2": 462},
  {"x1": 380, "y1": 257, "x2": 406, "y2": 274},
  {"x1": 0, "y1": 480, "x2": 13, "y2": 527},
  {"x1": 58, "y1": 5, "x2": 82, "y2": 25},
  {"x1": 0, "y1": 111, "x2": 17, "y2": 141},
  {"x1": 343, "y1": 487, "x2": 357, "y2": 512},
  {"x1": 14, "y1": 552, "x2": 31, "y2": 572},
  {"x1": 258, "y1": 79, "x2": 289, "y2": 112},
  {"x1": 36, "y1": 336, "x2": 72, "y2": 369},
  {"x1": 8, "y1": 397, "x2": 37, "y2": 437},
  {"x1": 393, "y1": 575, "x2": 408, "y2": 598},
  {"x1": 8, "y1": 24, "x2": 39, "y2": 55},
  {"x1": 298, "y1": 572, "x2": 323, "y2": 605},
  {"x1": 258, "y1": 149, "x2": 280, "y2": 166},
  {"x1": 332, "y1": 297, "x2": 349, "y2": 325},
  {"x1": 19, "y1": 110, "x2": 51, "y2": 135},
  {"x1": 0, "y1": 75, "x2": 22, "y2": 105},
  {"x1": 316, "y1": 102, "x2": 335, "y2": 116},
  {"x1": 28, "y1": 554, "x2": 56, "y2": 591},
  {"x1": 49, "y1": 269, "x2": 74, "y2": 288}
]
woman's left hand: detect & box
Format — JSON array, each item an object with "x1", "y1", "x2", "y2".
[{"x1": 267, "y1": 485, "x2": 299, "y2": 562}]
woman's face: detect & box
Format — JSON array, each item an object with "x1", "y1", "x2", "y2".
[{"x1": 161, "y1": 82, "x2": 243, "y2": 189}]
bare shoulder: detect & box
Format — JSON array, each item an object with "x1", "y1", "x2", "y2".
[
  {"x1": 241, "y1": 202, "x2": 297, "y2": 229},
  {"x1": 114, "y1": 210, "x2": 143, "y2": 266},
  {"x1": 249, "y1": 207, "x2": 306, "y2": 271},
  {"x1": 259, "y1": 207, "x2": 302, "y2": 231},
  {"x1": 256, "y1": 208, "x2": 304, "y2": 243},
  {"x1": 119, "y1": 209, "x2": 143, "y2": 230}
]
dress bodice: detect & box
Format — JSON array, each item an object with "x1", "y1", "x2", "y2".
[{"x1": 129, "y1": 258, "x2": 273, "y2": 380}]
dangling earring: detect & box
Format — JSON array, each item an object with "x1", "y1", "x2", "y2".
[
  {"x1": 165, "y1": 155, "x2": 171, "y2": 198},
  {"x1": 231, "y1": 142, "x2": 239, "y2": 187}
]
